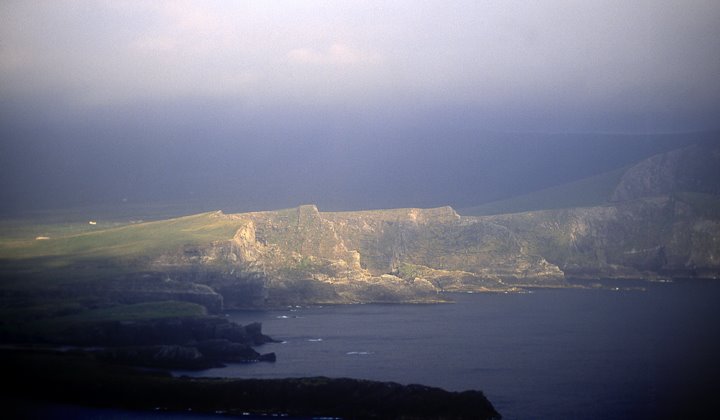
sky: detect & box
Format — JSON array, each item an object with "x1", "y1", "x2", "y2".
[{"x1": 1, "y1": 1, "x2": 719, "y2": 214}]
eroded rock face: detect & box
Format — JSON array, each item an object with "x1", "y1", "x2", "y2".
[
  {"x1": 62, "y1": 317, "x2": 277, "y2": 369},
  {"x1": 133, "y1": 189, "x2": 719, "y2": 308},
  {"x1": 611, "y1": 142, "x2": 720, "y2": 202},
  {"x1": 148, "y1": 205, "x2": 566, "y2": 307},
  {"x1": 125, "y1": 144, "x2": 720, "y2": 307},
  {"x1": 486, "y1": 195, "x2": 720, "y2": 280}
]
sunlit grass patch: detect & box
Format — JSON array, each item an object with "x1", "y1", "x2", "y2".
[{"x1": 0, "y1": 211, "x2": 246, "y2": 263}]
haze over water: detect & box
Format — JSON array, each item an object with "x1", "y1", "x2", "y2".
[
  {"x1": 181, "y1": 281, "x2": 720, "y2": 419},
  {"x1": 2, "y1": 1, "x2": 720, "y2": 214},
  {"x1": 2, "y1": 3, "x2": 720, "y2": 419}
]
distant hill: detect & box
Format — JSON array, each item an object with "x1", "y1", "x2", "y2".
[
  {"x1": 1, "y1": 136, "x2": 719, "y2": 337},
  {"x1": 3, "y1": 130, "x2": 715, "y2": 215},
  {"x1": 459, "y1": 166, "x2": 628, "y2": 216},
  {"x1": 610, "y1": 140, "x2": 720, "y2": 201},
  {"x1": 461, "y1": 138, "x2": 720, "y2": 216}
]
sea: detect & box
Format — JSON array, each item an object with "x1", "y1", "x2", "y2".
[
  {"x1": 21, "y1": 279, "x2": 720, "y2": 419},
  {"x1": 179, "y1": 279, "x2": 720, "y2": 419}
]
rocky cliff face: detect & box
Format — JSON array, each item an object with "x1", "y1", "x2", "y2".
[
  {"x1": 485, "y1": 195, "x2": 720, "y2": 279},
  {"x1": 148, "y1": 142, "x2": 719, "y2": 308},
  {"x1": 611, "y1": 142, "x2": 720, "y2": 201},
  {"x1": 140, "y1": 204, "x2": 567, "y2": 307},
  {"x1": 478, "y1": 142, "x2": 720, "y2": 280},
  {"x1": 8, "y1": 142, "x2": 715, "y2": 310}
]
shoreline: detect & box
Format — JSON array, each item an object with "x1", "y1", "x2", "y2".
[{"x1": 2, "y1": 348, "x2": 501, "y2": 420}]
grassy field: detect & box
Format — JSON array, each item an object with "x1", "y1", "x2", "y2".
[
  {"x1": 0, "y1": 199, "x2": 234, "y2": 241},
  {"x1": 0, "y1": 209, "x2": 243, "y2": 335},
  {"x1": 0, "y1": 210, "x2": 244, "y2": 319},
  {"x1": 0, "y1": 211, "x2": 247, "y2": 264}
]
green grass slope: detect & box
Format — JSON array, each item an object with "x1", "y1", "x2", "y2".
[
  {"x1": 0, "y1": 211, "x2": 244, "y2": 264},
  {"x1": 0, "y1": 211, "x2": 233, "y2": 339},
  {"x1": 460, "y1": 166, "x2": 627, "y2": 216}
]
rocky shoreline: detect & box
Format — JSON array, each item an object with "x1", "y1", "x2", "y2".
[
  {"x1": 20, "y1": 315, "x2": 279, "y2": 370},
  {"x1": 3, "y1": 348, "x2": 501, "y2": 419},
  {"x1": 0, "y1": 306, "x2": 503, "y2": 418}
]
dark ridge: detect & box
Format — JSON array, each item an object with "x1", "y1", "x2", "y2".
[{"x1": 2, "y1": 348, "x2": 501, "y2": 420}]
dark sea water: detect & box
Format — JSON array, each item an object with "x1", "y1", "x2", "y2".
[{"x1": 177, "y1": 280, "x2": 720, "y2": 420}]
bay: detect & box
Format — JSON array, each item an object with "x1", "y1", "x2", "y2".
[{"x1": 179, "y1": 280, "x2": 720, "y2": 419}]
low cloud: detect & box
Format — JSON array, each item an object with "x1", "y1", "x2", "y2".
[
  {"x1": 0, "y1": 0, "x2": 718, "y2": 131},
  {"x1": 131, "y1": 35, "x2": 177, "y2": 53},
  {"x1": 288, "y1": 43, "x2": 380, "y2": 66}
]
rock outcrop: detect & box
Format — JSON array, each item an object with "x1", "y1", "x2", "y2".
[
  {"x1": 162, "y1": 142, "x2": 717, "y2": 307},
  {"x1": 56, "y1": 316, "x2": 277, "y2": 369},
  {"x1": 611, "y1": 142, "x2": 720, "y2": 202},
  {"x1": 3, "y1": 142, "x2": 718, "y2": 310},
  {"x1": 181, "y1": 204, "x2": 566, "y2": 307},
  {"x1": 482, "y1": 142, "x2": 720, "y2": 280},
  {"x1": 484, "y1": 195, "x2": 719, "y2": 279}
]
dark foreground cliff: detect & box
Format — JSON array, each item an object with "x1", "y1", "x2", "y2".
[
  {"x1": 3, "y1": 349, "x2": 501, "y2": 420},
  {"x1": 0, "y1": 300, "x2": 278, "y2": 369}
]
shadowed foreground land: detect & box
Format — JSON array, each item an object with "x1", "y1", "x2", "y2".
[{"x1": 3, "y1": 349, "x2": 501, "y2": 420}]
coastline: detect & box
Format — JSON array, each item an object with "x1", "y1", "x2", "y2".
[{"x1": 2, "y1": 348, "x2": 501, "y2": 420}]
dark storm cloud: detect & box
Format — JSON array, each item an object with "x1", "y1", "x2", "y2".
[{"x1": 1, "y1": 1, "x2": 719, "y2": 213}]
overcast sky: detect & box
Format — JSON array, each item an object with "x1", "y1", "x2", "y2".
[{"x1": 1, "y1": 1, "x2": 719, "y2": 214}]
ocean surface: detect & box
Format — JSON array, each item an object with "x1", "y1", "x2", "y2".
[{"x1": 177, "y1": 279, "x2": 720, "y2": 419}]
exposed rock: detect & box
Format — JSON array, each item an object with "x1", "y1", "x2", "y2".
[
  {"x1": 128, "y1": 173, "x2": 718, "y2": 307},
  {"x1": 4, "y1": 143, "x2": 718, "y2": 311},
  {"x1": 198, "y1": 205, "x2": 567, "y2": 306},
  {"x1": 244, "y1": 321, "x2": 277, "y2": 345},
  {"x1": 103, "y1": 275, "x2": 224, "y2": 313},
  {"x1": 486, "y1": 194, "x2": 720, "y2": 280},
  {"x1": 55, "y1": 317, "x2": 278, "y2": 369},
  {"x1": 55, "y1": 316, "x2": 270, "y2": 345},
  {"x1": 611, "y1": 142, "x2": 720, "y2": 202}
]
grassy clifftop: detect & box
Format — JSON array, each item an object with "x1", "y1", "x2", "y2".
[
  {"x1": 0, "y1": 211, "x2": 244, "y2": 262},
  {"x1": 1, "y1": 141, "x2": 718, "y2": 320}
]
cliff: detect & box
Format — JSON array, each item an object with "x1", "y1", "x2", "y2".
[
  {"x1": 1, "y1": 142, "x2": 718, "y2": 311},
  {"x1": 153, "y1": 141, "x2": 720, "y2": 307},
  {"x1": 204, "y1": 204, "x2": 564, "y2": 306},
  {"x1": 611, "y1": 142, "x2": 720, "y2": 202},
  {"x1": 472, "y1": 141, "x2": 720, "y2": 280},
  {"x1": 484, "y1": 194, "x2": 720, "y2": 279}
]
